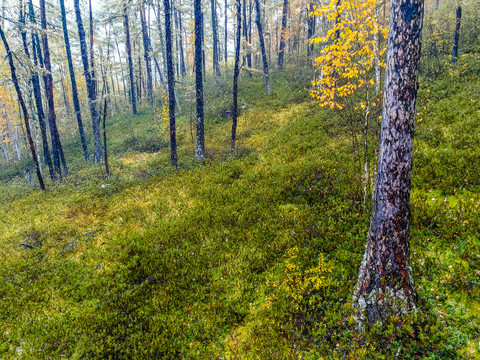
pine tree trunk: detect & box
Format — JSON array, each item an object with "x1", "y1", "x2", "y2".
[
  {"x1": 451, "y1": 6, "x2": 461, "y2": 63},
  {"x1": 89, "y1": 0, "x2": 96, "y2": 96},
  {"x1": 195, "y1": 0, "x2": 205, "y2": 160},
  {"x1": 60, "y1": 0, "x2": 89, "y2": 162},
  {"x1": 75, "y1": 0, "x2": 103, "y2": 163},
  {"x1": 0, "y1": 24, "x2": 45, "y2": 190},
  {"x1": 22, "y1": 2, "x2": 54, "y2": 179},
  {"x1": 211, "y1": 0, "x2": 221, "y2": 76},
  {"x1": 307, "y1": 3, "x2": 315, "y2": 62},
  {"x1": 224, "y1": 0, "x2": 228, "y2": 63},
  {"x1": 353, "y1": 0, "x2": 424, "y2": 327},
  {"x1": 123, "y1": 2, "x2": 137, "y2": 114},
  {"x1": 40, "y1": 0, "x2": 67, "y2": 176},
  {"x1": 155, "y1": 2, "x2": 168, "y2": 79},
  {"x1": 277, "y1": 0, "x2": 288, "y2": 70},
  {"x1": 140, "y1": 1, "x2": 154, "y2": 104},
  {"x1": 254, "y1": 0, "x2": 271, "y2": 94},
  {"x1": 231, "y1": 0, "x2": 241, "y2": 149},
  {"x1": 164, "y1": 0, "x2": 177, "y2": 167},
  {"x1": 178, "y1": 6, "x2": 187, "y2": 77}
]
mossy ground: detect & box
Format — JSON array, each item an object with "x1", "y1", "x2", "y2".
[{"x1": 0, "y1": 55, "x2": 479, "y2": 359}]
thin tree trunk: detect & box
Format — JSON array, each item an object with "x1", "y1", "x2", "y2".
[
  {"x1": 164, "y1": 0, "x2": 177, "y2": 166},
  {"x1": 124, "y1": 2, "x2": 137, "y2": 114},
  {"x1": 178, "y1": 6, "x2": 187, "y2": 77},
  {"x1": 211, "y1": 0, "x2": 221, "y2": 76},
  {"x1": 224, "y1": 0, "x2": 228, "y2": 63},
  {"x1": 195, "y1": 0, "x2": 205, "y2": 160},
  {"x1": 353, "y1": 0, "x2": 424, "y2": 327},
  {"x1": 231, "y1": 0, "x2": 241, "y2": 149},
  {"x1": 451, "y1": 6, "x2": 461, "y2": 63},
  {"x1": 40, "y1": 0, "x2": 67, "y2": 176},
  {"x1": 277, "y1": 0, "x2": 288, "y2": 70},
  {"x1": 254, "y1": 0, "x2": 271, "y2": 94},
  {"x1": 75, "y1": 0, "x2": 103, "y2": 163},
  {"x1": 155, "y1": 2, "x2": 167, "y2": 79},
  {"x1": 140, "y1": 1, "x2": 154, "y2": 104},
  {"x1": 0, "y1": 24, "x2": 44, "y2": 190},
  {"x1": 307, "y1": 3, "x2": 315, "y2": 63},
  {"x1": 89, "y1": 0, "x2": 97, "y2": 96},
  {"x1": 60, "y1": 0, "x2": 89, "y2": 161},
  {"x1": 22, "y1": 2, "x2": 54, "y2": 178}
]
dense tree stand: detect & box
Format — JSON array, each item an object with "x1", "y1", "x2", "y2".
[{"x1": 353, "y1": 0, "x2": 424, "y2": 327}]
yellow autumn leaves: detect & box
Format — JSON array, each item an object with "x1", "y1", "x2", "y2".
[{"x1": 310, "y1": 0, "x2": 388, "y2": 110}]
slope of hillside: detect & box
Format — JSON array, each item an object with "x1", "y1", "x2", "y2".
[{"x1": 0, "y1": 59, "x2": 479, "y2": 358}]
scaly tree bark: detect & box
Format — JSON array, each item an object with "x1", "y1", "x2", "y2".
[
  {"x1": 40, "y1": 0, "x2": 67, "y2": 175},
  {"x1": 277, "y1": 0, "x2": 288, "y2": 70},
  {"x1": 254, "y1": 0, "x2": 271, "y2": 94},
  {"x1": 353, "y1": 0, "x2": 424, "y2": 326},
  {"x1": 124, "y1": 1, "x2": 137, "y2": 114},
  {"x1": 451, "y1": 6, "x2": 461, "y2": 63},
  {"x1": 140, "y1": 1, "x2": 154, "y2": 104},
  {"x1": 75, "y1": 0, "x2": 103, "y2": 163},
  {"x1": 194, "y1": 0, "x2": 205, "y2": 160},
  {"x1": 0, "y1": 24, "x2": 45, "y2": 190},
  {"x1": 231, "y1": 0, "x2": 241, "y2": 149},
  {"x1": 164, "y1": 0, "x2": 177, "y2": 166},
  {"x1": 60, "y1": 0, "x2": 89, "y2": 162},
  {"x1": 20, "y1": 2, "x2": 54, "y2": 179},
  {"x1": 211, "y1": 0, "x2": 221, "y2": 76}
]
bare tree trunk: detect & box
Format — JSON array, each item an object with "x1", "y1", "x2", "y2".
[
  {"x1": 277, "y1": 0, "x2": 288, "y2": 70},
  {"x1": 164, "y1": 0, "x2": 177, "y2": 166},
  {"x1": 353, "y1": 0, "x2": 424, "y2": 327},
  {"x1": 254, "y1": 0, "x2": 271, "y2": 94},
  {"x1": 75, "y1": 0, "x2": 103, "y2": 163},
  {"x1": 231, "y1": 0, "x2": 241, "y2": 149},
  {"x1": 140, "y1": 1, "x2": 154, "y2": 104},
  {"x1": 40, "y1": 0, "x2": 67, "y2": 176},
  {"x1": 0, "y1": 24, "x2": 44, "y2": 190},
  {"x1": 22, "y1": 1, "x2": 55, "y2": 178},
  {"x1": 60, "y1": 0, "x2": 89, "y2": 161},
  {"x1": 211, "y1": 0, "x2": 221, "y2": 76},
  {"x1": 224, "y1": 0, "x2": 228, "y2": 63},
  {"x1": 89, "y1": 0, "x2": 97, "y2": 96},
  {"x1": 194, "y1": 0, "x2": 205, "y2": 160},
  {"x1": 451, "y1": 6, "x2": 461, "y2": 63},
  {"x1": 124, "y1": 1, "x2": 137, "y2": 114},
  {"x1": 178, "y1": 6, "x2": 187, "y2": 77}
]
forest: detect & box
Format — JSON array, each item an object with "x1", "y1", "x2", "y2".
[{"x1": 0, "y1": 0, "x2": 479, "y2": 357}]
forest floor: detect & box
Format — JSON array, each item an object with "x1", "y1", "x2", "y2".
[{"x1": 0, "y1": 56, "x2": 479, "y2": 359}]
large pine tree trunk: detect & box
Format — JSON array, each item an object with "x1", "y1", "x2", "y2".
[
  {"x1": 231, "y1": 0, "x2": 241, "y2": 149},
  {"x1": 123, "y1": 2, "x2": 137, "y2": 115},
  {"x1": 277, "y1": 0, "x2": 288, "y2": 70},
  {"x1": 194, "y1": 0, "x2": 205, "y2": 160},
  {"x1": 40, "y1": 0, "x2": 67, "y2": 175},
  {"x1": 0, "y1": 24, "x2": 45, "y2": 190},
  {"x1": 164, "y1": 0, "x2": 177, "y2": 167},
  {"x1": 254, "y1": 0, "x2": 271, "y2": 94},
  {"x1": 74, "y1": 0, "x2": 103, "y2": 163},
  {"x1": 353, "y1": 0, "x2": 424, "y2": 327},
  {"x1": 60, "y1": 0, "x2": 89, "y2": 162},
  {"x1": 451, "y1": 6, "x2": 461, "y2": 63},
  {"x1": 140, "y1": 1, "x2": 154, "y2": 104}
]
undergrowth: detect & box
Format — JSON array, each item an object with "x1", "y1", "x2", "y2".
[{"x1": 0, "y1": 56, "x2": 479, "y2": 359}]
